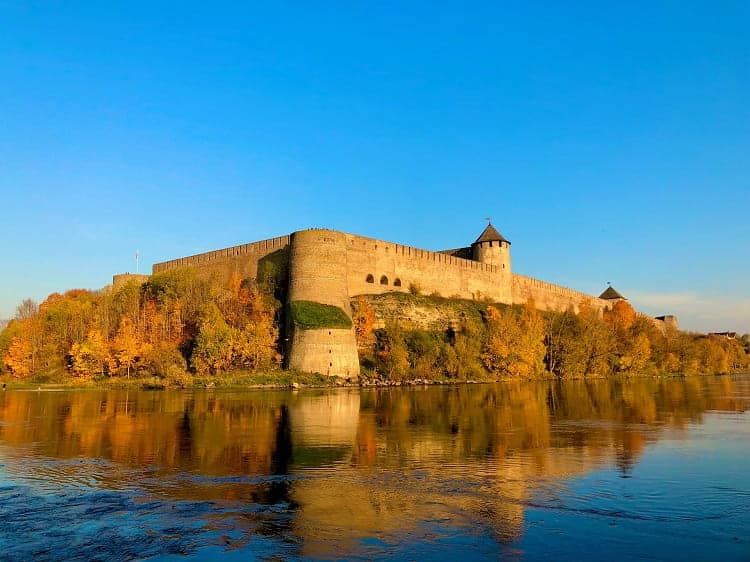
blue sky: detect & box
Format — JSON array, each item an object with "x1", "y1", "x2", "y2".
[{"x1": 1, "y1": 2, "x2": 748, "y2": 333}]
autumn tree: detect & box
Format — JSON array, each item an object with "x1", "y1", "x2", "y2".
[
  {"x1": 234, "y1": 314, "x2": 276, "y2": 370},
  {"x1": 70, "y1": 329, "x2": 109, "y2": 378},
  {"x1": 483, "y1": 302, "x2": 545, "y2": 378},
  {"x1": 13, "y1": 299, "x2": 41, "y2": 374},
  {"x1": 374, "y1": 323, "x2": 410, "y2": 380},
  {"x1": 112, "y1": 317, "x2": 143, "y2": 378},
  {"x1": 404, "y1": 329, "x2": 444, "y2": 379},
  {"x1": 604, "y1": 300, "x2": 636, "y2": 337},
  {"x1": 352, "y1": 296, "x2": 377, "y2": 351},
  {"x1": 546, "y1": 302, "x2": 614, "y2": 377},
  {"x1": 191, "y1": 305, "x2": 236, "y2": 375},
  {"x1": 448, "y1": 316, "x2": 485, "y2": 380},
  {"x1": 4, "y1": 332, "x2": 33, "y2": 378}
]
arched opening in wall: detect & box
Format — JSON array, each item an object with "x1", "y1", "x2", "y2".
[
  {"x1": 366, "y1": 274, "x2": 374, "y2": 283},
  {"x1": 380, "y1": 275, "x2": 388, "y2": 285},
  {"x1": 394, "y1": 278, "x2": 402, "y2": 287}
]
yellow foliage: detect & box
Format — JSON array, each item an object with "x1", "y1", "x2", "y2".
[
  {"x1": 234, "y1": 315, "x2": 276, "y2": 370},
  {"x1": 4, "y1": 336, "x2": 33, "y2": 378},
  {"x1": 70, "y1": 329, "x2": 109, "y2": 378},
  {"x1": 112, "y1": 318, "x2": 142, "y2": 378},
  {"x1": 604, "y1": 300, "x2": 636, "y2": 332},
  {"x1": 483, "y1": 302, "x2": 545, "y2": 378}
]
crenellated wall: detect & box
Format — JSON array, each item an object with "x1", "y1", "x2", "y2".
[
  {"x1": 152, "y1": 235, "x2": 291, "y2": 287},
  {"x1": 153, "y1": 235, "x2": 291, "y2": 272},
  {"x1": 511, "y1": 274, "x2": 610, "y2": 313},
  {"x1": 142, "y1": 227, "x2": 673, "y2": 376},
  {"x1": 343, "y1": 233, "x2": 513, "y2": 303}
]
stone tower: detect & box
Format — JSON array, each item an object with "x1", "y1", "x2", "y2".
[
  {"x1": 471, "y1": 223, "x2": 513, "y2": 302},
  {"x1": 472, "y1": 223, "x2": 511, "y2": 271},
  {"x1": 286, "y1": 229, "x2": 360, "y2": 378},
  {"x1": 599, "y1": 284, "x2": 626, "y2": 306}
]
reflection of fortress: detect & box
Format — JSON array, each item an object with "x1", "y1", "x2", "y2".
[
  {"x1": 114, "y1": 224, "x2": 677, "y2": 377},
  {"x1": 1, "y1": 378, "x2": 739, "y2": 559}
]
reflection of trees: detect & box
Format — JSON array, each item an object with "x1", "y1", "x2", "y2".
[
  {"x1": 0, "y1": 391, "x2": 295, "y2": 503},
  {"x1": 0, "y1": 377, "x2": 746, "y2": 558}
]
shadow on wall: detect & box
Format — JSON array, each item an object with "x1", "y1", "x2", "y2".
[{"x1": 257, "y1": 248, "x2": 290, "y2": 302}]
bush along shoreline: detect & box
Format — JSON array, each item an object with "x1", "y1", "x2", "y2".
[
  {"x1": 351, "y1": 294, "x2": 749, "y2": 384},
  {"x1": 1, "y1": 269, "x2": 748, "y2": 389}
]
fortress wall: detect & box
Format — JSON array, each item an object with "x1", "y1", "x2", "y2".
[
  {"x1": 151, "y1": 235, "x2": 291, "y2": 285},
  {"x1": 112, "y1": 273, "x2": 149, "y2": 290},
  {"x1": 512, "y1": 273, "x2": 610, "y2": 313},
  {"x1": 288, "y1": 328, "x2": 360, "y2": 378},
  {"x1": 343, "y1": 233, "x2": 513, "y2": 303},
  {"x1": 287, "y1": 230, "x2": 360, "y2": 378}
]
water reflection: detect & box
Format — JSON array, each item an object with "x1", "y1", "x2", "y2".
[{"x1": 0, "y1": 376, "x2": 748, "y2": 560}]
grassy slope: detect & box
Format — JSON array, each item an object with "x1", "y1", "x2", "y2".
[{"x1": 290, "y1": 300, "x2": 353, "y2": 330}]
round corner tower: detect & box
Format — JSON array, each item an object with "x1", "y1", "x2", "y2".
[
  {"x1": 471, "y1": 223, "x2": 513, "y2": 302},
  {"x1": 286, "y1": 229, "x2": 360, "y2": 379},
  {"x1": 471, "y1": 223, "x2": 511, "y2": 272}
]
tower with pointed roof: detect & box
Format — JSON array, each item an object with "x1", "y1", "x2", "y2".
[
  {"x1": 472, "y1": 222, "x2": 511, "y2": 271},
  {"x1": 599, "y1": 284, "x2": 625, "y2": 304},
  {"x1": 470, "y1": 222, "x2": 512, "y2": 301}
]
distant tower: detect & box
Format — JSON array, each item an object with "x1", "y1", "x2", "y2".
[
  {"x1": 599, "y1": 283, "x2": 626, "y2": 305},
  {"x1": 472, "y1": 222, "x2": 511, "y2": 272}
]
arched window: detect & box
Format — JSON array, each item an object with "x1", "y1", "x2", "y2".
[
  {"x1": 394, "y1": 278, "x2": 402, "y2": 287},
  {"x1": 366, "y1": 274, "x2": 374, "y2": 283},
  {"x1": 380, "y1": 275, "x2": 388, "y2": 285}
]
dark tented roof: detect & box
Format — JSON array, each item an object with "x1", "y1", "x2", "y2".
[
  {"x1": 474, "y1": 224, "x2": 510, "y2": 245},
  {"x1": 599, "y1": 286, "x2": 625, "y2": 300}
]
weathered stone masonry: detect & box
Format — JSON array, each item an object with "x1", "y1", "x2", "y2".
[{"x1": 134, "y1": 224, "x2": 671, "y2": 377}]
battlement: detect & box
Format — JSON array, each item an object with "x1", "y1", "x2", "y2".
[
  {"x1": 152, "y1": 235, "x2": 290, "y2": 273},
  {"x1": 512, "y1": 273, "x2": 608, "y2": 312},
  {"x1": 512, "y1": 273, "x2": 601, "y2": 303},
  {"x1": 135, "y1": 224, "x2": 675, "y2": 376},
  {"x1": 346, "y1": 233, "x2": 498, "y2": 273}
]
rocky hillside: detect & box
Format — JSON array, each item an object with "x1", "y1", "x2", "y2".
[{"x1": 356, "y1": 293, "x2": 509, "y2": 331}]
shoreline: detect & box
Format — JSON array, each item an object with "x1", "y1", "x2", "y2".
[{"x1": 3, "y1": 371, "x2": 746, "y2": 392}]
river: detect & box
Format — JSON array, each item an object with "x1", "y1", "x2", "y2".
[{"x1": 0, "y1": 375, "x2": 748, "y2": 560}]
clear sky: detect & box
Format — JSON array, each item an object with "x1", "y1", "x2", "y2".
[{"x1": 1, "y1": 2, "x2": 748, "y2": 333}]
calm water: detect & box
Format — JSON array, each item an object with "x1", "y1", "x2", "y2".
[{"x1": 0, "y1": 376, "x2": 749, "y2": 561}]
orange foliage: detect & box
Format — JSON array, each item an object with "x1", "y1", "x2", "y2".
[
  {"x1": 352, "y1": 296, "x2": 376, "y2": 350},
  {"x1": 604, "y1": 300, "x2": 636, "y2": 332},
  {"x1": 4, "y1": 335, "x2": 33, "y2": 378}
]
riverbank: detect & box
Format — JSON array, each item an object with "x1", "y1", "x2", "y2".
[{"x1": 3, "y1": 368, "x2": 744, "y2": 392}]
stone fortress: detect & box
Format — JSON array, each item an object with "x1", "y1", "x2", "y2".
[{"x1": 114, "y1": 224, "x2": 678, "y2": 378}]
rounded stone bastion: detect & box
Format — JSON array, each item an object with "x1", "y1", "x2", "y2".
[{"x1": 286, "y1": 229, "x2": 360, "y2": 379}]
